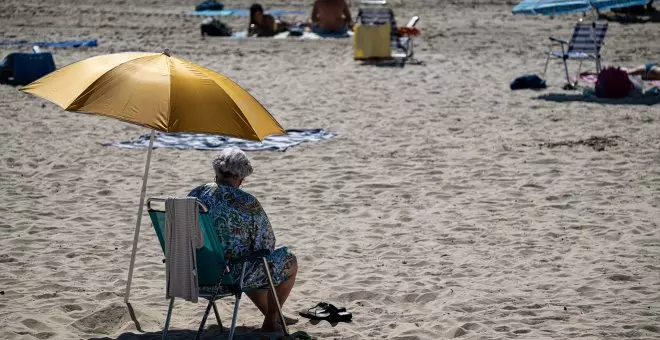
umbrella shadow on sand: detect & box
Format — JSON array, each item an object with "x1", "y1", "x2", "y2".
[
  {"x1": 600, "y1": 5, "x2": 660, "y2": 23},
  {"x1": 600, "y1": 11, "x2": 660, "y2": 23},
  {"x1": 535, "y1": 93, "x2": 660, "y2": 106}
]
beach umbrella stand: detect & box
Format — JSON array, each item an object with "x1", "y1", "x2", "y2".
[{"x1": 124, "y1": 129, "x2": 156, "y2": 304}]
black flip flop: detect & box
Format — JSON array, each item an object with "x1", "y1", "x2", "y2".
[
  {"x1": 299, "y1": 302, "x2": 352, "y2": 322},
  {"x1": 326, "y1": 303, "x2": 352, "y2": 322}
]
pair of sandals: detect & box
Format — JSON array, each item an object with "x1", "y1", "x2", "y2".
[{"x1": 299, "y1": 302, "x2": 352, "y2": 322}]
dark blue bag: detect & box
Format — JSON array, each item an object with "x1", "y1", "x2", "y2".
[
  {"x1": 510, "y1": 74, "x2": 547, "y2": 90},
  {"x1": 0, "y1": 52, "x2": 56, "y2": 86},
  {"x1": 195, "y1": 0, "x2": 224, "y2": 11}
]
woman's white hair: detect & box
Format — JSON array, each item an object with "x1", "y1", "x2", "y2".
[{"x1": 212, "y1": 147, "x2": 253, "y2": 179}]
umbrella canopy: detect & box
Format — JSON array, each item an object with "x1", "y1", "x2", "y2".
[
  {"x1": 513, "y1": 0, "x2": 592, "y2": 15},
  {"x1": 512, "y1": 0, "x2": 650, "y2": 15},
  {"x1": 20, "y1": 51, "x2": 285, "y2": 304},
  {"x1": 21, "y1": 51, "x2": 284, "y2": 140}
]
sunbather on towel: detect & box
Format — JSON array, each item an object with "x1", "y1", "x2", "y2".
[
  {"x1": 311, "y1": 0, "x2": 354, "y2": 35},
  {"x1": 623, "y1": 63, "x2": 660, "y2": 81},
  {"x1": 248, "y1": 3, "x2": 290, "y2": 37},
  {"x1": 188, "y1": 147, "x2": 298, "y2": 332}
]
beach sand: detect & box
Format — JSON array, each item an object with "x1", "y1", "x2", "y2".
[{"x1": 1, "y1": 0, "x2": 659, "y2": 339}]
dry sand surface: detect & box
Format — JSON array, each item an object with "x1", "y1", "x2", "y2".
[{"x1": 1, "y1": 0, "x2": 660, "y2": 339}]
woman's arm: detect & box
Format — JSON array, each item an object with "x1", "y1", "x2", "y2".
[
  {"x1": 264, "y1": 15, "x2": 277, "y2": 35},
  {"x1": 311, "y1": 1, "x2": 319, "y2": 23},
  {"x1": 343, "y1": 1, "x2": 354, "y2": 28}
]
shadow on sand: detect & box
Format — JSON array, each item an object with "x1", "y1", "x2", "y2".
[
  {"x1": 536, "y1": 93, "x2": 660, "y2": 106},
  {"x1": 599, "y1": 7, "x2": 660, "y2": 24},
  {"x1": 89, "y1": 325, "x2": 286, "y2": 340},
  {"x1": 358, "y1": 59, "x2": 426, "y2": 68}
]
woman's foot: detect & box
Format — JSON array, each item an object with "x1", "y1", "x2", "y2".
[
  {"x1": 260, "y1": 317, "x2": 284, "y2": 332},
  {"x1": 284, "y1": 314, "x2": 299, "y2": 325},
  {"x1": 261, "y1": 312, "x2": 299, "y2": 331}
]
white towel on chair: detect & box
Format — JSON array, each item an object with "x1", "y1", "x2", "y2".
[{"x1": 165, "y1": 197, "x2": 204, "y2": 302}]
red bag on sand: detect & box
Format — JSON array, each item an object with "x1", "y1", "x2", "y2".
[{"x1": 595, "y1": 67, "x2": 634, "y2": 98}]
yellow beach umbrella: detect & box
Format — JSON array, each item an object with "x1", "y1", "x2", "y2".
[
  {"x1": 21, "y1": 50, "x2": 283, "y2": 139},
  {"x1": 20, "y1": 50, "x2": 285, "y2": 303}
]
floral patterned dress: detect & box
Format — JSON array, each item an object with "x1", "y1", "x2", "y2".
[{"x1": 188, "y1": 183, "x2": 296, "y2": 290}]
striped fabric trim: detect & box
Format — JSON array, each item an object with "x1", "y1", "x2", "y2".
[
  {"x1": 551, "y1": 51, "x2": 593, "y2": 59},
  {"x1": 357, "y1": 7, "x2": 399, "y2": 40},
  {"x1": 568, "y1": 22, "x2": 608, "y2": 54},
  {"x1": 358, "y1": 7, "x2": 396, "y2": 25}
]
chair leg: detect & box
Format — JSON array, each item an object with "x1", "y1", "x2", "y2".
[
  {"x1": 162, "y1": 298, "x2": 175, "y2": 340},
  {"x1": 194, "y1": 299, "x2": 214, "y2": 340},
  {"x1": 212, "y1": 301, "x2": 223, "y2": 331},
  {"x1": 228, "y1": 294, "x2": 242, "y2": 340},
  {"x1": 578, "y1": 60, "x2": 583, "y2": 74},
  {"x1": 263, "y1": 257, "x2": 289, "y2": 336},
  {"x1": 562, "y1": 58, "x2": 571, "y2": 87},
  {"x1": 542, "y1": 47, "x2": 552, "y2": 80}
]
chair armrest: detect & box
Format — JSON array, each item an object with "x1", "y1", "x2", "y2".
[
  {"x1": 549, "y1": 36, "x2": 569, "y2": 45},
  {"x1": 229, "y1": 249, "x2": 271, "y2": 266},
  {"x1": 406, "y1": 16, "x2": 420, "y2": 28}
]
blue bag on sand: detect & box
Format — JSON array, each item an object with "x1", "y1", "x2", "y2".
[
  {"x1": 510, "y1": 74, "x2": 547, "y2": 90},
  {"x1": 0, "y1": 52, "x2": 56, "y2": 86},
  {"x1": 196, "y1": 0, "x2": 224, "y2": 11}
]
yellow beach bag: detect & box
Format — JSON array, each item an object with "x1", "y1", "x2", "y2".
[{"x1": 353, "y1": 24, "x2": 391, "y2": 60}]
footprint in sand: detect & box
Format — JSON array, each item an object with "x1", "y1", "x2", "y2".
[
  {"x1": 34, "y1": 332, "x2": 56, "y2": 339},
  {"x1": 608, "y1": 274, "x2": 635, "y2": 282},
  {"x1": 21, "y1": 318, "x2": 50, "y2": 331},
  {"x1": 62, "y1": 304, "x2": 84, "y2": 313}
]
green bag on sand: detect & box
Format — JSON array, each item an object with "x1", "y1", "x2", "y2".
[{"x1": 279, "y1": 331, "x2": 316, "y2": 340}]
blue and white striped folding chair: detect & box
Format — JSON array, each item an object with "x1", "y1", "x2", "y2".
[{"x1": 543, "y1": 21, "x2": 608, "y2": 87}]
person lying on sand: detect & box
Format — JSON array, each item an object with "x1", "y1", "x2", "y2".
[
  {"x1": 188, "y1": 148, "x2": 298, "y2": 332},
  {"x1": 248, "y1": 3, "x2": 290, "y2": 37},
  {"x1": 311, "y1": 0, "x2": 354, "y2": 35},
  {"x1": 622, "y1": 63, "x2": 660, "y2": 81}
]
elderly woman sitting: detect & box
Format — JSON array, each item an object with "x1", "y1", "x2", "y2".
[{"x1": 188, "y1": 147, "x2": 298, "y2": 332}]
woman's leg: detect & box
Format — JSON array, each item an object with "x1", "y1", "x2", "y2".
[
  {"x1": 245, "y1": 287, "x2": 298, "y2": 325},
  {"x1": 246, "y1": 289, "x2": 269, "y2": 315},
  {"x1": 245, "y1": 256, "x2": 298, "y2": 331},
  {"x1": 623, "y1": 64, "x2": 647, "y2": 76}
]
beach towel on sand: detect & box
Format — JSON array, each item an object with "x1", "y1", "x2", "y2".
[
  {"x1": 0, "y1": 39, "x2": 98, "y2": 48},
  {"x1": 187, "y1": 9, "x2": 305, "y2": 17},
  {"x1": 104, "y1": 129, "x2": 336, "y2": 151},
  {"x1": 229, "y1": 30, "x2": 352, "y2": 39},
  {"x1": 580, "y1": 72, "x2": 660, "y2": 87},
  {"x1": 165, "y1": 198, "x2": 204, "y2": 303}
]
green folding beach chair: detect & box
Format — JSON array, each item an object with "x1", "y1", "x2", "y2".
[{"x1": 147, "y1": 197, "x2": 288, "y2": 340}]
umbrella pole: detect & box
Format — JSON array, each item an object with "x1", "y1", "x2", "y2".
[{"x1": 124, "y1": 129, "x2": 156, "y2": 303}]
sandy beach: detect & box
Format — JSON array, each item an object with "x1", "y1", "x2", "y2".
[{"x1": 1, "y1": 0, "x2": 659, "y2": 339}]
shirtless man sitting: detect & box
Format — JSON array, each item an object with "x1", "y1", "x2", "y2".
[{"x1": 311, "y1": 0, "x2": 354, "y2": 35}]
